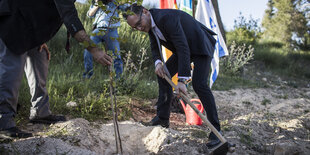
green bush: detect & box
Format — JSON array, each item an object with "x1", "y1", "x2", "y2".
[
  {"x1": 221, "y1": 41, "x2": 254, "y2": 75},
  {"x1": 254, "y1": 41, "x2": 310, "y2": 78},
  {"x1": 226, "y1": 14, "x2": 261, "y2": 46},
  {"x1": 118, "y1": 21, "x2": 153, "y2": 69},
  {"x1": 117, "y1": 49, "x2": 157, "y2": 98}
]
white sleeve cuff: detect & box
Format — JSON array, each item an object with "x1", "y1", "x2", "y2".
[
  {"x1": 178, "y1": 76, "x2": 191, "y2": 81},
  {"x1": 154, "y1": 59, "x2": 162, "y2": 67}
]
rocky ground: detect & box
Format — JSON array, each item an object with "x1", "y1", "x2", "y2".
[{"x1": 0, "y1": 67, "x2": 309, "y2": 155}]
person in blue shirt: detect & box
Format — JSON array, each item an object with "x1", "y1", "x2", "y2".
[{"x1": 83, "y1": 0, "x2": 125, "y2": 78}]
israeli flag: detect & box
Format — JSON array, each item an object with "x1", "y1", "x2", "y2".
[{"x1": 195, "y1": 0, "x2": 229, "y2": 88}]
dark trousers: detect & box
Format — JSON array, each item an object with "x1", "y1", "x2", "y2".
[{"x1": 156, "y1": 54, "x2": 221, "y2": 134}]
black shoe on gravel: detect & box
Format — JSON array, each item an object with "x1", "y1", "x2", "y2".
[
  {"x1": 0, "y1": 127, "x2": 33, "y2": 139},
  {"x1": 30, "y1": 114, "x2": 66, "y2": 124},
  {"x1": 142, "y1": 116, "x2": 169, "y2": 128}
]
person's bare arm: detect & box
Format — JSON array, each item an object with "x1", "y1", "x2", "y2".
[
  {"x1": 74, "y1": 30, "x2": 112, "y2": 66},
  {"x1": 88, "y1": 0, "x2": 100, "y2": 17},
  {"x1": 88, "y1": 6, "x2": 99, "y2": 17}
]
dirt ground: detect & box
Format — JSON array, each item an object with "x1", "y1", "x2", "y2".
[{"x1": 0, "y1": 68, "x2": 310, "y2": 154}]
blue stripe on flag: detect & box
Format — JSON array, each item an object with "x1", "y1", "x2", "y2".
[
  {"x1": 217, "y1": 39, "x2": 226, "y2": 57},
  {"x1": 212, "y1": 68, "x2": 217, "y2": 82},
  {"x1": 209, "y1": 17, "x2": 216, "y2": 29}
]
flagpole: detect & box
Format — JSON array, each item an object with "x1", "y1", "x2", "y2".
[{"x1": 192, "y1": 0, "x2": 195, "y2": 18}]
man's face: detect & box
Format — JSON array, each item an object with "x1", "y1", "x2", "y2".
[{"x1": 127, "y1": 9, "x2": 151, "y2": 33}]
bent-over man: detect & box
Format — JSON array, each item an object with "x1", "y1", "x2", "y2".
[{"x1": 124, "y1": 4, "x2": 222, "y2": 149}]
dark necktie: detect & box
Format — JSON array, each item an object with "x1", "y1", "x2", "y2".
[{"x1": 151, "y1": 29, "x2": 172, "y2": 78}]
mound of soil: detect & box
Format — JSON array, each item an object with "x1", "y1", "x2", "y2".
[{"x1": 1, "y1": 74, "x2": 309, "y2": 154}]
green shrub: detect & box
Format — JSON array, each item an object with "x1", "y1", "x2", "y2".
[
  {"x1": 221, "y1": 41, "x2": 254, "y2": 75},
  {"x1": 226, "y1": 14, "x2": 261, "y2": 46},
  {"x1": 117, "y1": 49, "x2": 157, "y2": 98},
  {"x1": 254, "y1": 41, "x2": 310, "y2": 78},
  {"x1": 118, "y1": 21, "x2": 153, "y2": 68}
]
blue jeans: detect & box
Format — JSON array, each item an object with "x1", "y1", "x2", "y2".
[{"x1": 83, "y1": 28, "x2": 123, "y2": 78}]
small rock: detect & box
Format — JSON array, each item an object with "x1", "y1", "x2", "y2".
[
  {"x1": 273, "y1": 142, "x2": 300, "y2": 155},
  {"x1": 242, "y1": 146, "x2": 246, "y2": 150},
  {"x1": 262, "y1": 78, "x2": 267, "y2": 82},
  {"x1": 66, "y1": 101, "x2": 77, "y2": 108},
  {"x1": 256, "y1": 72, "x2": 261, "y2": 76},
  {"x1": 302, "y1": 119, "x2": 310, "y2": 130}
]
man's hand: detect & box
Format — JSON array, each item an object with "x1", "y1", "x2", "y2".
[
  {"x1": 39, "y1": 43, "x2": 50, "y2": 60},
  {"x1": 176, "y1": 82, "x2": 188, "y2": 97},
  {"x1": 73, "y1": 30, "x2": 112, "y2": 66},
  {"x1": 89, "y1": 47, "x2": 113, "y2": 66},
  {"x1": 155, "y1": 63, "x2": 166, "y2": 78}
]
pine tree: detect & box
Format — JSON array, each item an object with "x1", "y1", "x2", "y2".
[
  {"x1": 262, "y1": 0, "x2": 309, "y2": 49},
  {"x1": 262, "y1": 0, "x2": 275, "y2": 40}
]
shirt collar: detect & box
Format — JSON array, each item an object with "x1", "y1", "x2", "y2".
[{"x1": 150, "y1": 14, "x2": 156, "y2": 29}]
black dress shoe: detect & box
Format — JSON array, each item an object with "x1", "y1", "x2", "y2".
[
  {"x1": 206, "y1": 138, "x2": 221, "y2": 149},
  {"x1": 142, "y1": 116, "x2": 169, "y2": 128},
  {"x1": 206, "y1": 131, "x2": 222, "y2": 149},
  {"x1": 0, "y1": 127, "x2": 33, "y2": 139},
  {"x1": 29, "y1": 114, "x2": 66, "y2": 124}
]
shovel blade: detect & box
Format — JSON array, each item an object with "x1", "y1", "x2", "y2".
[{"x1": 210, "y1": 142, "x2": 228, "y2": 155}]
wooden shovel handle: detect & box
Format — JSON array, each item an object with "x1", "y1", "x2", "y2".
[{"x1": 163, "y1": 75, "x2": 227, "y2": 143}]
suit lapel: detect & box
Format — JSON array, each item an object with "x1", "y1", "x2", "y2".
[
  {"x1": 149, "y1": 9, "x2": 167, "y2": 41},
  {"x1": 149, "y1": 9, "x2": 175, "y2": 54}
]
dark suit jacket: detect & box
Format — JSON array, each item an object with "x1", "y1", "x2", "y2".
[
  {"x1": 0, "y1": 0, "x2": 84, "y2": 54},
  {"x1": 148, "y1": 9, "x2": 216, "y2": 77}
]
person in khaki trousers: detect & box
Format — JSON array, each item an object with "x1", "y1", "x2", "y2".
[
  {"x1": 0, "y1": 43, "x2": 66, "y2": 139},
  {"x1": 25, "y1": 44, "x2": 66, "y2": 124}
]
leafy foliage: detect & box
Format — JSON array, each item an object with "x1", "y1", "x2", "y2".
[
  {"x1": 118, "y1": 21, "x2": 152, "y2": 68},
  {"x1": 221, "y1": 41, "x2": 254, "y2": 75},
  {"x1": 226, "y1": 13, "x2": 261, "y2": 46},
  {"x1": 262, "y1": 0, "x2": 309, "y2": 49},
  {"x1": 254, "y1": 41, "x2": 310, "y2": 78}
]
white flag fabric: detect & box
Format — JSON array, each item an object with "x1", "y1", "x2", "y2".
[{"x1": 195, "y1": 0, "x2": 229, "y2": 88}]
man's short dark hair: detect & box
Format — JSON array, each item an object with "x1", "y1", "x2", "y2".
[{"x1": 123, "y1": 3, "x2": 145, "y2": 19}]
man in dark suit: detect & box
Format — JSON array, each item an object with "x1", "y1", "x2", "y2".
[
  {"x1": 0, "y1": 0, "x2": 112, "y2": 139},
  {"x1": 124, "y1": 4, "x2": 222, "y2": 148}
]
